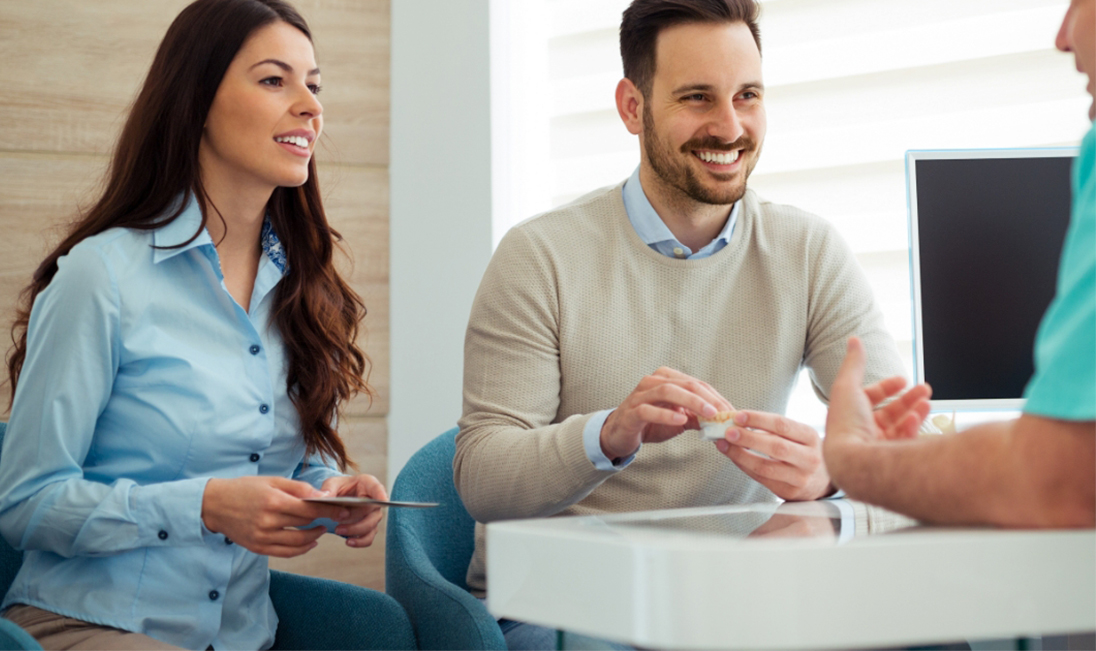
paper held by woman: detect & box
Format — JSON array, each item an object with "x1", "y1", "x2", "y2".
[{"x1": 303, "y1": 497, "x2": 439, "y2": 508}]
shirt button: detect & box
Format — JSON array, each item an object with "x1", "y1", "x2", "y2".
[
  {"x1": 673, "y1": 247, "x2": 686, "y2": 258},
  {"x1": 259, "y1": 404, "x2": 269, "y2": 414},
  {"x1": 249, "y1": 345, "x2": 261, "y2": 355},
  {"x1": 250, "y1": 453, "x2": 261, "y2": 462},
  {"x1": 209, "y1": 590, "x2": 219, "y2": 601},
  {"x1": 158, "y1": 530, "x2": 168, "y2": 540},
  {"x1": 225, "y1": 537, "x2": 233, "y2": 545}
]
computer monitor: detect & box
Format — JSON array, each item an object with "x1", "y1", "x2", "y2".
[{"x1": 907, "y1": 147, "x2": 1078, "y2": 411}]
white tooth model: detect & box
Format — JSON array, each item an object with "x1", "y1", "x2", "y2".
[{"x1": 697, "y1": 410, "x2": 737, "y2": 441}]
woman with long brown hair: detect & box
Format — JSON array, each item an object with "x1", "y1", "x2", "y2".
[{"x1": 0, "y1": 0, "x2": 385, "y2": 648}]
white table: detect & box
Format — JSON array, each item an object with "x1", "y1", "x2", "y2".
[{"x1": 486, "y1": 501, "x2": 1096, "y2": 649}]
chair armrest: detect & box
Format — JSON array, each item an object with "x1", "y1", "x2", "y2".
[
  {"x1": 268, "y1": 570, "x2": 415, "y2": 651},
  {"x1": 0, "y1": 616, "x2": 42, "y2": 650},
  {"x1": 386, "y1": 523, "x2": 506, "y2": 650}
]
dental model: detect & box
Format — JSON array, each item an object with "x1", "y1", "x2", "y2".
[{"x1": 697, "y1": 410, "x2": 737, "y2": 441}]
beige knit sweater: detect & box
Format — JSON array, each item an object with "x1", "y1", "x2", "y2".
[{"x1": 455, "y1": 183, "x2": 907, "y2": 596}]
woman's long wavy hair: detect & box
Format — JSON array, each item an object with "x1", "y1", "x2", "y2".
[{"x1": 5, "y1": 0, "x2": 371, "y2": 471}]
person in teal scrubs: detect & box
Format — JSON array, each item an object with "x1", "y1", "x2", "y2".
[{"x1": 821, "y1": 0, "x2": 1095, "y2": 528}]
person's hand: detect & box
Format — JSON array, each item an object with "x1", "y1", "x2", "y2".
[
  {"x1": 824, "y1": 337, "x2": 932, "y2": 454},
  {"x1": 600, "y1": 367, "x2": 734, "y2": 460},
  {"x1": 714, "y1": 411, "x2": 834, "y2": 501},
  {"x1": 318, "y1": 474, "x2": 388, "y2": 548},
  {"x1": 863, "y1": 376, "x2": 933, "y2": 441},
  {"x1": 201, "y1": 476, "x2": 350, "y2": 558}
]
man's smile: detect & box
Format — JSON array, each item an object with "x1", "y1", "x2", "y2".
[{"x1": 693, "y1": 148, "x2": 744, "y2": 172}]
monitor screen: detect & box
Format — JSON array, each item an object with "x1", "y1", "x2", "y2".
[{"x1": 907, "y1": 148, "x2": 1077, "y2": 410}]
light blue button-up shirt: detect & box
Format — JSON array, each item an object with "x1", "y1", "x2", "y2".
[
  {"x1": 582, "y1": 167, "x2": 740, "y2": 470},
  {"x1": 0, "y1": 196, "x2": 342, "y2": 650}
]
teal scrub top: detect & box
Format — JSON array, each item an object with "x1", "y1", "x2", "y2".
[{"x1": 1022, "y1": 122, "x2": 1096, "y2": 421}]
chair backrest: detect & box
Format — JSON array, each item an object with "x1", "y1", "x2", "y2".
[
  {"x1": 0, "y1": 422, "x2": 25, "y2": 594},
  {"x1": 388, "y1": 427, "x2": 476, "y2": 589}
]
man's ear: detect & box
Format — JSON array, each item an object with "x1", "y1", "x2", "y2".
[{"x1": 616, "y1": 77, "x2": 644, "y2": 135}]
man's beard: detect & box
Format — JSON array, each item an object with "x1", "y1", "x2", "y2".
[{"x1": 642, "y1": 103, "x2": 759, "y2": 206}]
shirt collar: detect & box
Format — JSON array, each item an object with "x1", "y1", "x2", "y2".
[
  {"x1": 151, "y1": 194, "x2": 287, "y2": 274},
  {"x1": 260, "y1": 219, "x2": 287, "y2": 273},
  {"x1": 152, "y1": 194, "x2": 213, "y2": 264},
  {"x1": 621, "y1": 166, "x2": 738, "y2": 254}
]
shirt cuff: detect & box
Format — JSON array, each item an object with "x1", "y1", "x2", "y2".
[
  {"x1": 308, "y1": 518, "x2": 340, "y2": 535},
  {"x1": 582, "y1": 409, "x2": 637, "y2": 471},
  {"x1": 293, "y1": 460, "x2": 344, "y2": 490},
  {"x1": 132, "y1": 476, "x2": 212, "y2": 547}
]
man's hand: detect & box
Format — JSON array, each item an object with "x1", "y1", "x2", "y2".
[
  {"x1": 201, "y1": 476, "x2": 351, "y2": 558},
  {"x1": 714, "y1": 339, "x2": 934, "y2": 501},
  {"x1": 318, "y1": 474, "x2": 389, "y2": 548},
  {"x1": 824, "y1": 337, "x2": 932, "y2": 465},
  {"x1": 600, "y1": 367, "x2": 734, "y2": 460},
  {"x1": 863, "y1": 375, "x2": 934, "y2": 441},
  {"x1": 714, "y1": 411, "x2": 833, "y2": 501}
]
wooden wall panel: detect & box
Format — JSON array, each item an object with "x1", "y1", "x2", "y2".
[
  {"x1": 0, "y1": 0, "x2": 389, "y2": 167},
  {"x1": 321, "y1": 164, "x2": 390, "y2": 416},
  {"x1": 0, "y1": 1, "x2": 391, "y2": 592},
  {"x1": 0, "y1": 0, "x2": 191, "y2": 156},
  {"x1": 0, "y1": 154, "x2": 107, "y2": 407},
  {"x1": 299, "y1": 0, "x2": 391, "y2": 167}
]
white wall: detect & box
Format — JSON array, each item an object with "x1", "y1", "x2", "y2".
[{"x1": 389, "y1": 0, "x2": 494, "y2": 484}]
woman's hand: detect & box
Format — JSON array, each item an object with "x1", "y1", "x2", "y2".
[
  {"x1": 318, "y1": 474, "x2": 388, "y2": 548},
  {"x1": 201, "y1": 476, "x2": 350, "y2": 558}
]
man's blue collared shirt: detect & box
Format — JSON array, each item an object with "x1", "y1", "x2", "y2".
[
  {"x1": 622, "y1": 165, "x2": 739, "y2": 260},
  {"x1": 0, "y1": 196, "x2": 341, "y2": 650},
  {"x1": 581, "y1": 167, "x2": 740, "y2": 470}
]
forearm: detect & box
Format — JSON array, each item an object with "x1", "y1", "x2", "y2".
[
  {"x1": 828, "y1": 422, "x2": 1012, "y2": 524},
  {"x1": 828, "y1": 418, "x2": 1096, "y2": 528},
  {"x1": 453, "y1": 413, "x2": 616, "y2": 522},
  {"x1": 0, "y1": 476, "x2": 215, "y2": 557}
]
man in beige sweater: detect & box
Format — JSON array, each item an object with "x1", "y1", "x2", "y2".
[{"x1": 456, "y1": 0, "x2": 918, "y2": 643}]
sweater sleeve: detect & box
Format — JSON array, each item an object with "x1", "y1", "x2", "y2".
[
  {"x1": 454, "y1": 226, "x2": 617, "y2": 523},
  {"x1": 802, "y1": 222, "x2": 908, "y2": 401}
]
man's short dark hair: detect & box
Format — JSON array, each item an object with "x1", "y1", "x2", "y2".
[{"x1": 620, "y1": 0, "x2": 761, "y2": 96}]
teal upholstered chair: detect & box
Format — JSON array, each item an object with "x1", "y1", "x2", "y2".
[
  {"x1": 267, "y1": 571, "x2": 414, "y2": 650},
  {"x1": 386, "y1": 427, "x2": 506, "y2": 650},
  {"x1": 0, "y1": 422, "x2": 43, "y2": 651},
  {"x1": 0, "y1": 523, "x2": 31, "y2": 651},
  {"x1": 0, "y1": 421, "x2": 416, "y2": 651}
]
